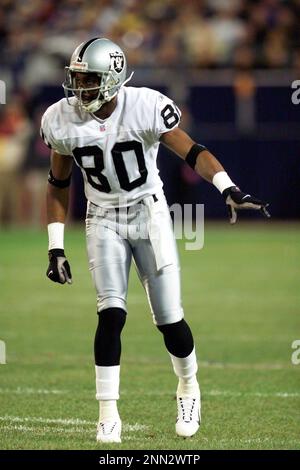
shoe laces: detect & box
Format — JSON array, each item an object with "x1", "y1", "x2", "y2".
[
  {"x1": 98, "y1": 420, "x2": 119, "y2": 435},
  {"x1": 177, "y1": 397, "x2": 197, "y2": 423}
]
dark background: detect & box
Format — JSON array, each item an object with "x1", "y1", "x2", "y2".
[{"x1": 1, "y1": 0, "x2": 300, "y2": 224}]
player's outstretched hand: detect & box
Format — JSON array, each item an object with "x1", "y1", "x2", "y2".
[
  {"x1": 46, "y1": 249, "x2": 72, "y2": 284},
  {"x1": 222, "y1": 186, "x2": 271, "y2": 224}
]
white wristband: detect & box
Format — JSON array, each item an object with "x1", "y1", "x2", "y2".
[
  {"x1": 212, "y1": 171, "x2": 235, "y2": 194},
  {"x1": 48, "y1": 222, "x2": 64, "y2": 250}
]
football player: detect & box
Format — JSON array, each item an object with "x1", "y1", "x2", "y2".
[{"x1": 41, "y1": 38, "x2": 269, "y2": 444}]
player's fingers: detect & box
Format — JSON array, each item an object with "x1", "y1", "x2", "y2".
[
  {"x1": 248, "y1": 196, "x2": 268, "y2": 207},
  {"x1": 227, "y1": 204, "x2": 237, "y2": 224},
  {"x1": 58, "y1": 268, "x2": 67, "y2": 284},
  {"x1": 260, "y1": 205, "x2": 271, "y2": 218},
  {"x1": 62, "y1": 262, "x2": 72, "y2": 284},
  {"x1": 238, "y1": 202, "x2": 263, "y2": 210}
]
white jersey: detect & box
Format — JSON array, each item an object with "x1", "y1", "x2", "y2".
[{"x1": 41, "y1": 86, "x2": 181, "y2": 207}]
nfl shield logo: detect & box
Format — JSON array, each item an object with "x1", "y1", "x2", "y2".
[
  {"x1": 99, "y1": 124, "x2": 106, "y2": 132},
  {"x1": 110, "y1": 52, "x2": 124, "y2": 73}
]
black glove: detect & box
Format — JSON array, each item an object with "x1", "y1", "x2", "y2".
[
  {"x1": 46, "y1": 249, "x2": 72, "y2": 284},
  {"x1": 222, "y1": 186, "x2": 271, "y2": 224}
]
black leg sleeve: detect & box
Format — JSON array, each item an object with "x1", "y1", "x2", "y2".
[
  {"x1": 157, "y1": 319, "x2": 194, "y2": 358},
  {"x1": 94, "y1": 307, "x2": 127, "y2": 366}
]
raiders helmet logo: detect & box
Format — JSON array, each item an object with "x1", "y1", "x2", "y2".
[{"x1": 110, "y1": 52, "x2": 124, "y2": 73}]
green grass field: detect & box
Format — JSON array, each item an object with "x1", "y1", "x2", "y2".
[{"x1": 0, "y1": 222, "x2": 299, "y2": 450}]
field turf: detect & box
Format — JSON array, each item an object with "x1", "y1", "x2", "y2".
[{"x1": 0, "y1": 222, "x2": 299, "y2": 450}]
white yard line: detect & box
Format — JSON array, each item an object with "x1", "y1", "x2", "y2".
[
  {"x1": 0, "y1": 387, "x2": 66, "y2": 395},
  {"x1": 128, "y1": 358, "x2": 292, "y2": 370},
  {"x1": 131, "y1": 389, "x2": 300, "y2": 398},
  {"x1": 0, "y1": 415, "x2": 94, "y2": 426},
  {"x1": 199, "y1": 361, "x2": 289, "y2": 370},
  {"x1": 1, "y1": 425, "x2": 298, "y2": 447},
  {"x1": 1, "y1": 386, "x2": 299, "y2": 399},
  {"x1": 0, "y1": 424, "x2": 91, "y2": 434},
  {"x1": 0, "y1": 416, "x2": 148, "y2": 432}
]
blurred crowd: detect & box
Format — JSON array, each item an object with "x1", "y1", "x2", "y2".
[
  {"x1": 0, "y1": 0, "x2": 299, "y2": 226},
  {"x1": 1, "y1": 0, "x2": 300, "y2": 93}
]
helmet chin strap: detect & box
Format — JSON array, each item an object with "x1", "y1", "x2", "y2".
[
  {"x1": 122, "y1": 71, "x2": 134, "y2": 87},
  {"x1": 80, "y1": 72, "x2": 134, "y2": 113},
  {"x1": 82, "y1": 94, "x2": 114, "y2": 113}
]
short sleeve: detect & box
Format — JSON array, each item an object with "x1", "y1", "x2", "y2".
[
  {"x1": 40, "y1": 115, "x2": 52, "y2": 149},
  {"x1": 153, "y1": 93, "x2": 181, "y2": 138},
  {"x1": 40, "y1": 108, "x2": 70, "y2": 155}
]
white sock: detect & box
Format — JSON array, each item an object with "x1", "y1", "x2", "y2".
[
  {"x1": 99, "y1": 400, "x2": 120, "y2": 422},
  {"x1": 169, "y1": 348, "x2": 200, "y2": 396},
  {"x1": 95, "y1": 365, "x2": 120, "y2": 400},
  {"x1": 169, "y1": 347, "x2": 198, "y2": 379}
]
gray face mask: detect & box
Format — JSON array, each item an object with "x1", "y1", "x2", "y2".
[{"x1": 63, "y1": 69, "x2": 133, "y2": 113}]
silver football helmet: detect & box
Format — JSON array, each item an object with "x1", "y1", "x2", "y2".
[{"x1": 63, "y1": 37, "x2": 133, "y2": 113}]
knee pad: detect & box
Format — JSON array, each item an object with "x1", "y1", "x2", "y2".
[
  {"x1": 157, "y1": 319, "x2": 194, "y2": 358},
  {"x1": 97, "y1": 307, "x2": 127, "y2": 334}
]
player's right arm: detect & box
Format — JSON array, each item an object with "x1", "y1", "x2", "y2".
[
  {"x1": 46, "y1": 150, "x2": 73, "y2": 285},
  {"x1": 160, "y1": 126, "x2": 270, "y2": 224}
]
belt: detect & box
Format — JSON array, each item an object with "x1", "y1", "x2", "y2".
[
  {"x1": 89, "y1": 194, "x2": 158, "y2": 216},
  {"x1": 141, "y1": 194, "x2": 158, "y2": 204},
  {"x1": 115, "y1": 194, "x2": 158, "y2": 212}
]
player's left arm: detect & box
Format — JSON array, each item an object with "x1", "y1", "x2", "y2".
[{"x1": 160, "y1": 127, "x2": 270, "y2": 224}]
